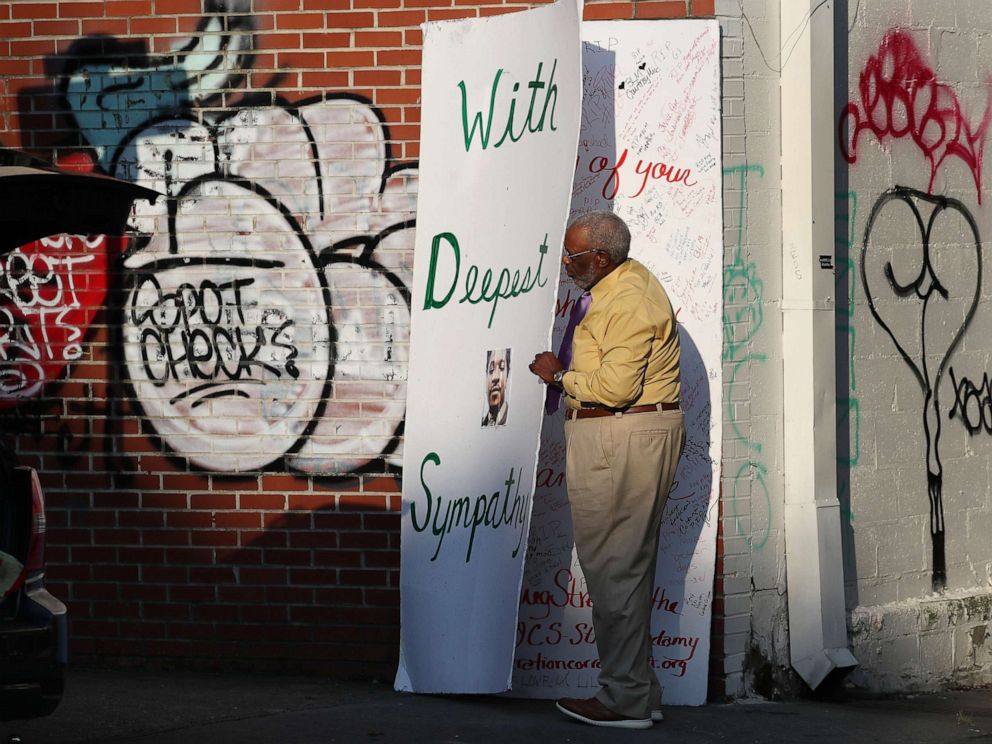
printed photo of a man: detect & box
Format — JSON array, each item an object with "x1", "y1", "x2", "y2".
[{"x1": 481, "y1": 348, "x2": 510, "y2": 427}]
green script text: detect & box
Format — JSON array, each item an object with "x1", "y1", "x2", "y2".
[
  {"x1": 459, "y1": 59, "x2": 559, "y2": 152},
  {"x1": 411, "y1": 452, "x2": 531, "y2": 563},
  {"x1": 422, "y1": 231, "x2": 550, "y2": 328}
]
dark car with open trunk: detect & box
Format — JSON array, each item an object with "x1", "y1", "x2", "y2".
[
  {"x1": 0, "y1": 147, "x2": 159, "y2": 722},
  {"x1": 0, "y1": 439, "x2": 67, "y2": 721}
]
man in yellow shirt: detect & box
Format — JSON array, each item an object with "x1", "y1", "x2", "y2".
[{"x1": 529, "y1": 211, "x2": 684, "y2": 730}]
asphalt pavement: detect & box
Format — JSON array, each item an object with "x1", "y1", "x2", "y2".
[{"x1": 2, "y1": 666, "x2": 990, "y2": 743}]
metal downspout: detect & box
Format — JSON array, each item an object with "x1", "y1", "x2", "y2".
[{"x1": 778, "y1": 0, "x2": 858, "y2": 689}]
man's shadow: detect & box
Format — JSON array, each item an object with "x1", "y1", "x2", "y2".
[{"x1": 654, "y1": 327, "x2": 714, "y2": 621}]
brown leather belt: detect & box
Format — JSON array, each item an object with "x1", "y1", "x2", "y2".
[{"x1": 567, "y1": 402, "x2": 680, "y2": 420}]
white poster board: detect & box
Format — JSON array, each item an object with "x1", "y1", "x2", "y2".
[
  {"x1": 511, "y1": 20, "x2": 723, "y2": 706},
  {"x1": 395, "y1": 1, "x2": 582, "y2": 693}
]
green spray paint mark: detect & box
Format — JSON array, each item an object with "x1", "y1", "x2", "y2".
[
  {"x1": 722, "y1": 164, "x2": 771, "y2": 548},
  {"x1": 730, "y1": 461, "x2": 771, "y2": 551},
  {"x1": 723, "y1": 164, "x2": 765, "y2": 362}
]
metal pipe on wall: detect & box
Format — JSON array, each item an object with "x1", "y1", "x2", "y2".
[{"x1": 779, "y1": 0, "x2": 858, "y2": 689}]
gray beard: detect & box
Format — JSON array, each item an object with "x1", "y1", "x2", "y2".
[{"x1": 571, "y1": 270, "x2": 597, "y2": 290}]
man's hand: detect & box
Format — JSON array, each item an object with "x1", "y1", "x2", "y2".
[{"x1": 529, "y1": 351, "x2": 564, "y2": 384}]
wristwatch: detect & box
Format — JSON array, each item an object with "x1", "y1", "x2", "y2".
[{"x1": 552, "y1": 370, "x2": 565, "y2": 385}]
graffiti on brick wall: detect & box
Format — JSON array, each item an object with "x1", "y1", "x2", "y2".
[
  {"x1": 65, "y1": 0, "x2": 256, "y2": 172},
  {"x1": 861, "y1": 187, "x2": 981, "y2": 591},
  {"x1": 0, "y1": 1, "x2": 418, "y2": 475},
  {"x1": 840, "y1": 28, "x2": 992, "y2": 203},
  {"x1": 844, "y1": 28, "x2": 992, "y2": 591},
  {"x1": 115, "y1": 100, "x2": 416, "y2": 474},
  {"x1": 722, "y1": 164, "x2": 771, "y2": 549},
  {"x1": 0, "y1": 230, "x2": 119, "y2": 404}
]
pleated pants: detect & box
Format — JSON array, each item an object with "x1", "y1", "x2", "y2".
[{"x1": 564, "y1": 408, "x2": 685, "y2": 718}]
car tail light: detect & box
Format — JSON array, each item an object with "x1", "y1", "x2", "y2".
[
  {"x1": 23, "y1": 467, "x2": 46, "y2": 576},
  {"x1": 1, "y1": 467, "x2": 45, "y2": 601}
]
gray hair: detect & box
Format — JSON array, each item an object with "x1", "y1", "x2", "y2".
[{"x1": 568, "y1": 211, "x2": 631, "y2": 264}]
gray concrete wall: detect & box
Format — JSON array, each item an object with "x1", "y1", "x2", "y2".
[
  {"x1": 718, "y1": 0, "x2": 992, "y2": 697},
  {"x1": 840, "y1": 0, "x2": 992, "y2": 692}
]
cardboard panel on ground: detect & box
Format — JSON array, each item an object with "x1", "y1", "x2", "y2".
[{"x1": 511, "y1": 19, "x2": 724, "y2": 706}]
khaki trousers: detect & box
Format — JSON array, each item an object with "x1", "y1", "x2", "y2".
[{"x1": 564, "y1": 408, "x2": 684, "y2": 719}]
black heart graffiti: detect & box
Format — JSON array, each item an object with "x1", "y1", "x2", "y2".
[{"x1": 861, "y1": 186, "x2": 982, "y2": 592}]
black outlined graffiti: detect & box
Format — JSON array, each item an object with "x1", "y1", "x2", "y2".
[
  {"x1": 120, "y1": 168, "x2": 336, "y2": 474},
  {"x1": 105, "y1": 64, "x2": 417, "y2": 475},
  {"x1": 861, "y1": 186, "x2": 982, "y2": 591},
  {"x1": 130, "y1": 266, "x2": 301, "y2": 393},
  {"x1": 2, "y1": 0, "x2": 419, "y2": 476},
  {"x1": 948, "y1": 368, "x2": 992, "y2": 435}
]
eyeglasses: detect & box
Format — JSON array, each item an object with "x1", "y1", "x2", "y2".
[{"x1": 561, "y1": 247, "x2": 601, "y2": 264}]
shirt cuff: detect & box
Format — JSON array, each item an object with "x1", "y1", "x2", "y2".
[{"x1": 560, "y1": 370, "x2": 577, "y2": 398}]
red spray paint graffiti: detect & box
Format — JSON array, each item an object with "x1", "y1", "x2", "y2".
[
  {"x1": 840, "y1": 29, "x2": 992, "y2": 202},
  {"x1": 0, "y1": 152, "x2": 124, "y2": 407}
]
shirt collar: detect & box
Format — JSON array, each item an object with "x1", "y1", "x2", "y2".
[{"x1": 589, "y1": 258, "x2": 631, "y2": 303}]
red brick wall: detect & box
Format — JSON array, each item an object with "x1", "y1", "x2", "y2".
[{"x1": 0, "y1": 0, "x2": 714, "y2": 680}]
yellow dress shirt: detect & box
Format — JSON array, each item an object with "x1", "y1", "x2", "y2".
[{"x1": 561, "y1": 258, "x2": 680, "y2": 410}]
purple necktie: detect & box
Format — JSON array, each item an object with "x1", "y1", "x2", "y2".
[{"x1": 545, "y1": 291, "x2": 591, "y2": 414}]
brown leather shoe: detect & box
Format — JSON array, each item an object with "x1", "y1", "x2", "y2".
[{"x1": 555, "y1": 696, "x2": 653, "y2": 729}]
